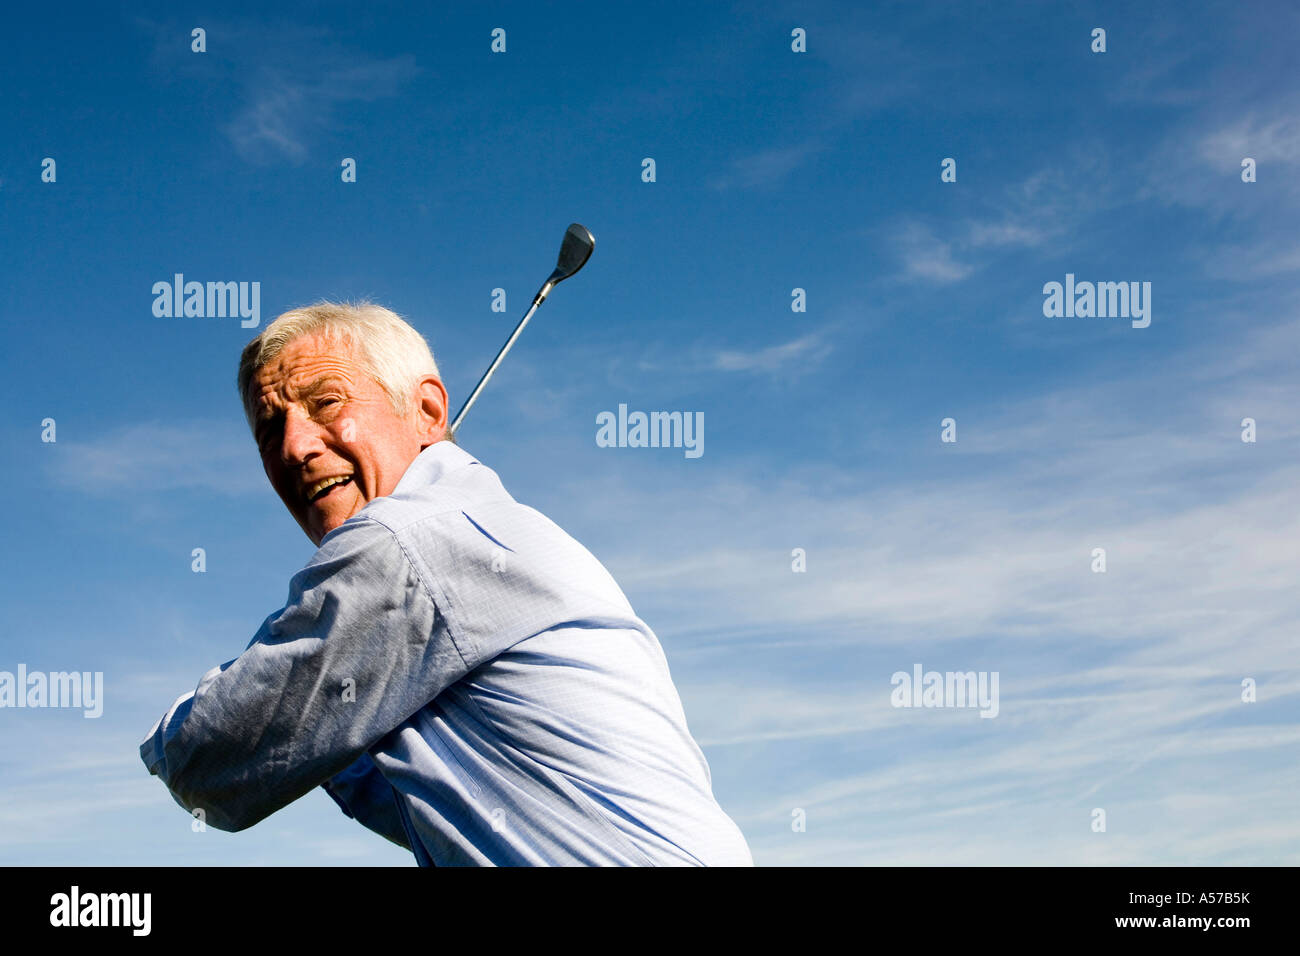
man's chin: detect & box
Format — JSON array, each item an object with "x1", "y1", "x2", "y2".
[
  {"x1": 301, "y1": 496, "x2": 364, "y2": 545},
  {"x1": 315, "y1": 517, "x2": 343, "y2": 542},
  {"x1": 314, "y1": 509, "x2": 357, "y2": 543}
]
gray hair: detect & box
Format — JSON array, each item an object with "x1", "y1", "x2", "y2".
[{"x1": 237, "y1": 300, "x2": 453, "y2": 441}]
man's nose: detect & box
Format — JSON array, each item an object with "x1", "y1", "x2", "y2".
[{"x1": 280, "y1": 406, "x2": 326, "y2": 466}]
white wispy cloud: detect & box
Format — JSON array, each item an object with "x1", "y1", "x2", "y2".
[
  {"x1": 1200, "y1": 113, "x2": 1300, "y2": 169},
  {"x1": 137, "y1": 18, "x2": 419, "y2": 165},
  {"x1": 625, "y1": 328, "x2": 836, "y2": 382},
  {"x1": 47, "y1": 420, "x2": 264, "y2": 498},
  {"x1": 965, "y1": 220, "x2": 1049, "y2": 248},
  {"x1": 1136, "y1": 68, "x2": 1300, "y2": 218},
  {"x1": 711, "y1": 332, "x2": 831, "y2": 372},
  {"x1": 226, "y1": 55, "x2": 420, "y2": 164},
  {"x1": 893, "y1": 221, "x2": 973, "y2": 283},
  {"x1": 713, "y1": 142, "x2": 822, "y2": 190},
  {"x1": 1204, "y1": 238, "x2": 1300, "y2": 279},
  {"x1": 885, "y1": 167, "x2": 1085, "y2": 284}
]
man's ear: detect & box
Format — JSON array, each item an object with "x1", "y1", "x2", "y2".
[{"x1": 413, "y1": 375, "x2": 450, "y2": 448}]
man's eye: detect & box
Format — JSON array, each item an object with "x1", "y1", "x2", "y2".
[{"x1": 256, "y1": 423, "x2": 281, "y2": 451}]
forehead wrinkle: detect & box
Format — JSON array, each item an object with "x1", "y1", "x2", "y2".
[
  {"x1": 252, "y1": 357, "x2": 358, "y2": 425},
  {"x1": 297, "y1": 373, "x2": 350, "y2": 401}
]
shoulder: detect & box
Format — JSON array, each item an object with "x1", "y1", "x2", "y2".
[
  {"x1": 359, "y1": 442, "x2": 507, "y2": 534},
  {"x1": 305, "y1": 447, "x2": 517, "y2": 597},
  {"x1": 290, "y1": 515, "x2": 416, "y2": 601}
]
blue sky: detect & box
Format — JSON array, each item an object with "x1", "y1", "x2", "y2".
[{"x1": 2, "y1": 0, "x2": 1298, "y2": 865}]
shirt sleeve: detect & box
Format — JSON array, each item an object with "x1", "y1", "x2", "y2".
[{"x1": 139, "y1": 515, "x2": 470, "y2": 832}]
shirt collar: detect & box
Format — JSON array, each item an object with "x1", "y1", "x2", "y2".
[{"x1": 391, "y1": 440, "x2": 479, "y2": 497}]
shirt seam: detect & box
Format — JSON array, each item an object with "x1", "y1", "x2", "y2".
[{"x1": 353, "y1": 514, "x2": 473, "y2": 677}]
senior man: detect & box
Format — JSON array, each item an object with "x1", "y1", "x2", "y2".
[{"x1": 140, "y1": 301, "x2": 752, "y2": 867}]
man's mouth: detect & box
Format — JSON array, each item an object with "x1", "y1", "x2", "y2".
[{"x1": 305, "y1": 475, "x2": 354, "y2": 503}]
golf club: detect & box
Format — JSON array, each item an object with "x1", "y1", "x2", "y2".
[{"x1": 449, "y1": 223, "x2": 595, "y2": 435}]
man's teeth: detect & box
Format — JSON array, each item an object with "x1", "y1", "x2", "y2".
[{"x1": 308, "y1": 476, "x2": 351, "y2": 501}]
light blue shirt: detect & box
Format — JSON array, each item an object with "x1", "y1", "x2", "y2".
[{"x1": 140, "y1": 441, "x2": 753, "y2": 866}]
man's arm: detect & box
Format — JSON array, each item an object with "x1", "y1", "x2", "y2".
[{"x1": 140, "y1": 515, "x2": 468, "y2": 832}]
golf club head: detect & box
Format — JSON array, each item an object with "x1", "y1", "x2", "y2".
[
  {"x1": 533, "y1": 223, "x2": 594, "y2": 307},
  {"x1": 548, "y1": 223, "x2": 595, "y2": 285}
]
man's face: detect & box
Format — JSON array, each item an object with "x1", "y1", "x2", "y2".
[{"x1": 247, "y1": 331, "x2": 446, "y2": 546}]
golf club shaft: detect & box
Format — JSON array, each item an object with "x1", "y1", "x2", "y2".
[
  {"x1": 447, "y1": 223, "x2": 592, "y2": 436},
  {"x1": 448, "y1": 291, "x2": 546, "y2": 435}
]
